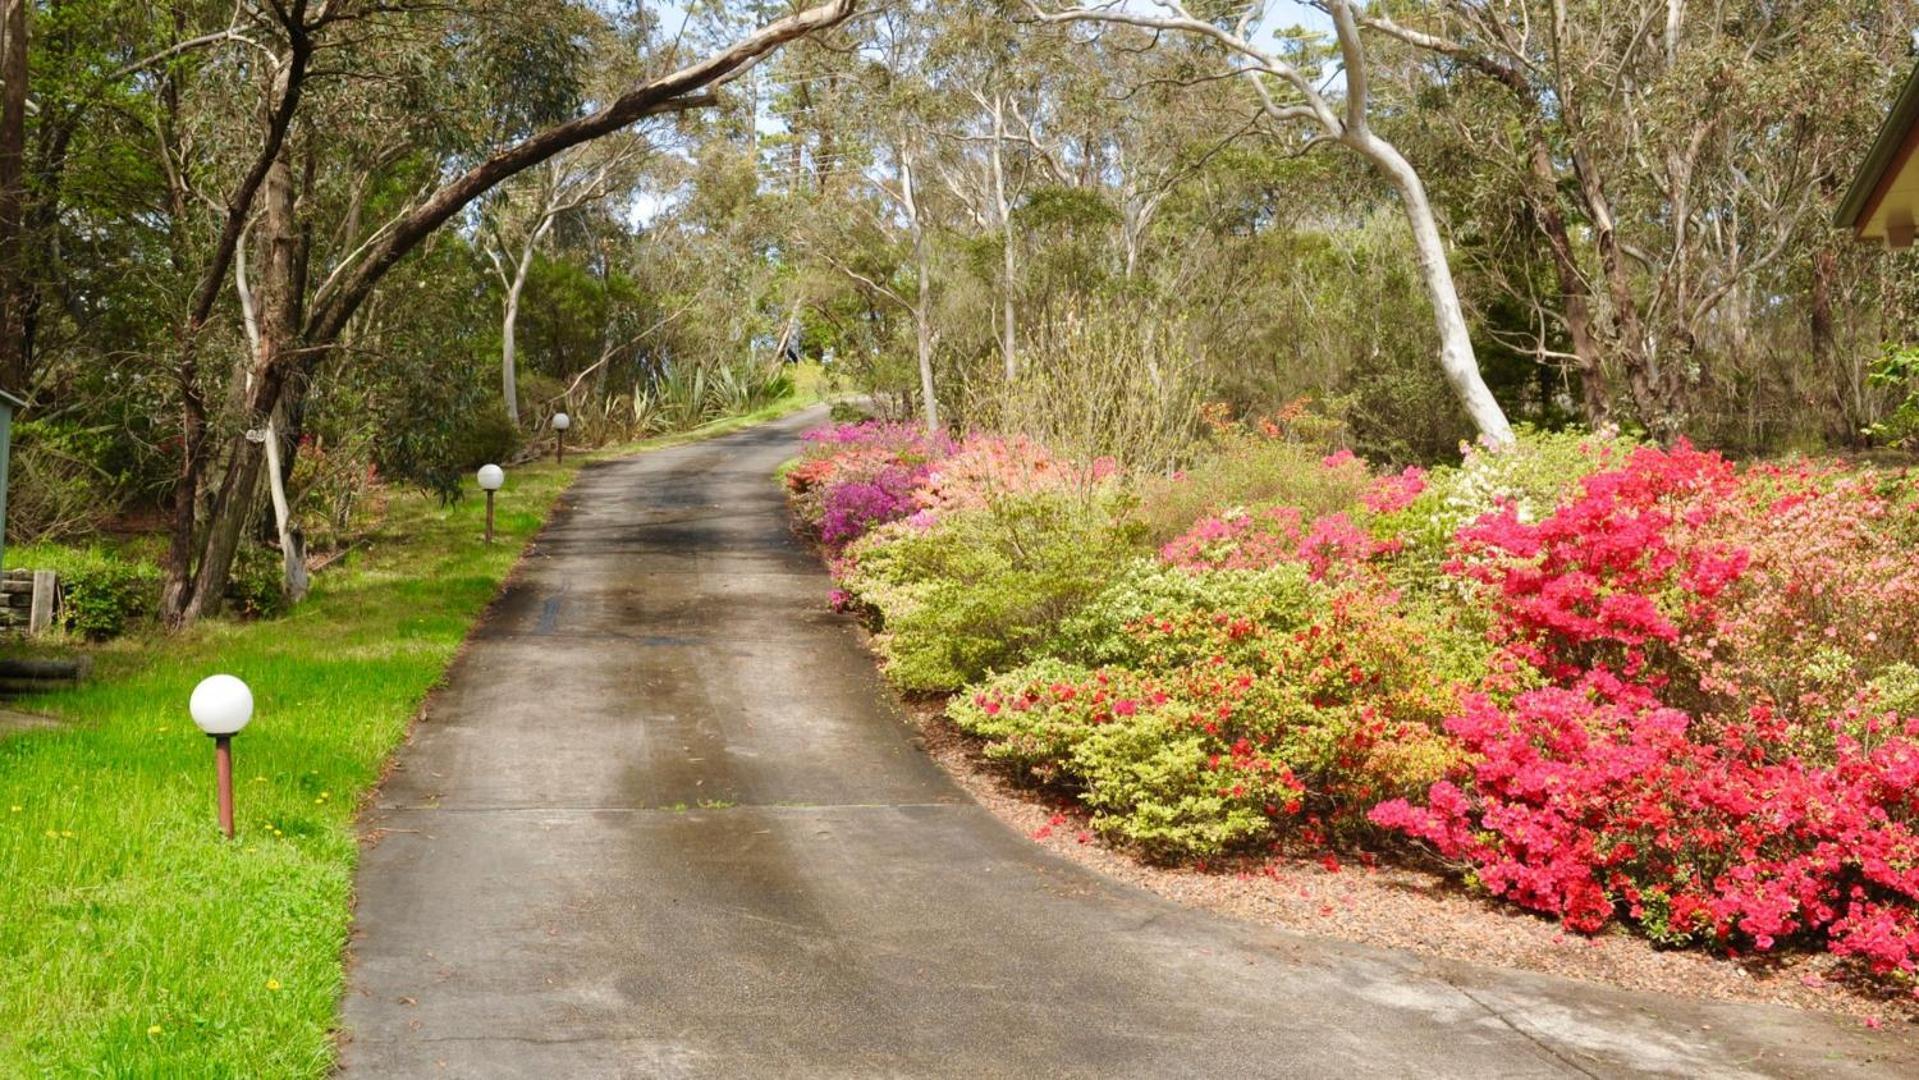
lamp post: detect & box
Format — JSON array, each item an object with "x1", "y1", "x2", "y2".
[
  {"x1": 477, "y1": 464, "x2": 505, "y2": 544},
  {"x1": 552, "y1": 412, "x2": 571, "y2": 464},
  {"x1": 189, "y1": 674, "x2": 254, "y2": 840}
]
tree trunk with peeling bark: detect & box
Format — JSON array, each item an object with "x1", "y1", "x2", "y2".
[
  {"x1": 183, "y1": 146, "x2": 300, "y2": 624},
  {"x1": 1352, "y1": 130, "x2": 1513, "y2": 443}
]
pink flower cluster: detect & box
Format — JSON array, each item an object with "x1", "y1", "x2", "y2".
[
  {"x1": 1361, "y1": 466, "x2": 1427, "y2": 515},
  {"x1": 1372, "y1": 688, "x2": 1919, "y2": 971},
  {"x1": 915, "y1": 434, "x2": 1117, "y2": 516},
  {"x1": 1451, "y1": 441, "x2": 1747, "y2": 681},
  {"x1": 1375, "y1": 444, "x2": 1919, "y2": 971},
  {"x1": 1162, "y1": 508, "x2": 1393, "y2": 581}
]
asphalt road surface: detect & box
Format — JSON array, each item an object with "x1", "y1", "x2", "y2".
[{"x1": 339, "y1": 407, "x2": 1917, "y2": 1078}]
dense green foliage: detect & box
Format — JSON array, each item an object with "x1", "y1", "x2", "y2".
[{"x1": 842, "y1": 492, "x2": 1143, "y2": 692}]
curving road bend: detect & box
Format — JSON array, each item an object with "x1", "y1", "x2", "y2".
[{"x1": 340, "y1": 407, "x2": 1916, "y2": 1078}]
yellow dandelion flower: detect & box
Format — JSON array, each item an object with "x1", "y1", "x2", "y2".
[
  {"x1": 266, "y1": 979, "x2": 282, "y2": 991},
  {"x1": 147, "y1": 1025, "x2": 162, "y2": 1036}
]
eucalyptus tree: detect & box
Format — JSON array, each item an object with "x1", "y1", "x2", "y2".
[
  {"x1": 483, "y1": 139, "x2": 647, "y2": 424},
  {"x1": 917, "y1": 4, "x2": 1065, "y2": 380},
  {"x1": 1362, "y1": 0, "x2": 1919, "y2": 437},
  {"x1": 1029, "y1": 0, "x2": 1515, "y2": 444},
  {"x1": 794, "y1": 0, "x2": 947, "y2": 429}
]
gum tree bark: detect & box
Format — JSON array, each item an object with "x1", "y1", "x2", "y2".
[
  {"x1": 182, "y1": 145, "x2": 300, "y2": 626},
  {"x1": 1032, "y1": 0, "x2": 1514, "y2": 444},
  {"x1": 988, "y1": 94, "x2": 1017, "y2": 380},
  {"x1": 904, "y1": 153, "x2": 940, "y2": 430}
]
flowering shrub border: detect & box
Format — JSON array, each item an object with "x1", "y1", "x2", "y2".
[{"x1": 790, "y1": 417, "x2": 1919, "y2": 983}]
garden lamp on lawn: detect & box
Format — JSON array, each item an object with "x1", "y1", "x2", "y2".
[
  {"x1": 478, "y1": 464, "x2": 505, "y2": 544},
  {"x1": 553, "y1": 412, "x2": 571, "y2": 464},
  {"x1": 189, "y1": 674, "x2": 253, "y2": 840}
]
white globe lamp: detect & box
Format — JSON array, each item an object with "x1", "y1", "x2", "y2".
[
  {"x1": 190, "y1": 674, "x2": 253, "y2": 737},
  {"x1": 477, "y1": 464, "x2": 506, "y2": 543},
  {"x1": 189, "y1": 674, "x2": 253, "y2": 839}
]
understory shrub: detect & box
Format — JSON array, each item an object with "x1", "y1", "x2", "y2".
[
  {"x1": 1132, "y1": 403, "x2": 1363, "y2": 544},
  {"x1": 792, "y1": 413, "x2": 1919, "y2": 978},
  {"x1": 1050, "y1": 561, "x2": 1317, "y2": 669},
  {"x1": 43, "y1": 547, "x2": 161, "y2": 640},
  {"x1": 839, "y1": 491, "x2": 1143, "y2": 692},
  {"x1": 963, "y1": 298, "x2": 1203, "y2": 474},
  {"x1": 226, "y1": 544, "x2": 291, "y2": 620},
  {"x1": 3, "y1": 421, "x2": 125, "y2": 543},
  {"x1": 1375, "y1": 442, "x2": 1919, "y2": 973}
]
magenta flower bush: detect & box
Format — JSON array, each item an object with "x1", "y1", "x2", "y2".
[{"x1": 819, "y1": 463, "x2": 928, "y2": 549}]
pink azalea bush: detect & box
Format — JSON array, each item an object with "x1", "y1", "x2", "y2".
[
  {"x1": 1374, "y1": 443, "x2": 1919, "y2": 973},
  {"x1": 915, "y1": 433, "x2": 1119, "y2": 516}
]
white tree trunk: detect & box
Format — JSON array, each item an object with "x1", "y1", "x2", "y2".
[
  {"x1": 500, "y1": 239, "x2": 538, "y2": 425},
  {"x1": 236, "y1": 226, "x2": 308, "y2": 602},
  {"x1": 915, "y1": 304, "x2": 938, "y2": 430},
  {"x1": 902, "y1": 157, "x2": 940, "y2": 430},
  {"x1": 502, "y1": 278, "x2": 523, "y2": 425},
  {"x1": 1355, "y1": 132, "x2": 1513, "y2": 444},
  {"x1": 990, "y1": 95, "x2": 1017, "y2": 380},
  {"x1": 263, "y1": 414, "x2": 308, "y2": 601}
]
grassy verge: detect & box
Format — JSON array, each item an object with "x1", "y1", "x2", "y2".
[{"x1": 0, "y1": 393, "x2": 819, "y2": 1076}]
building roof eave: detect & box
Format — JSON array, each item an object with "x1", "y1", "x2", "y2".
[{"x1": 1836, "y1": 59, "x2": 1919, "y2": 230}]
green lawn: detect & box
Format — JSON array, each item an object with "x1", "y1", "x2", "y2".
[{"x1": 0, "y1": 395, "x2": 817, "y2": 1076}]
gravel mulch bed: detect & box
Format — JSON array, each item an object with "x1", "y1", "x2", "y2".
[{"x1": 902, "y1": 698, "x2": 1919, "y2": 1027}]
